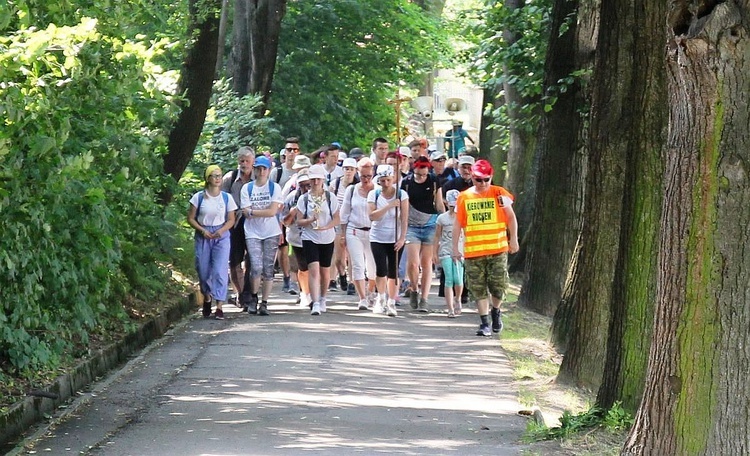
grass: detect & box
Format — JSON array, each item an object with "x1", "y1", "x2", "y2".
[{"x1": 501, "y1": 281, "x2": 629, "y2": 455}]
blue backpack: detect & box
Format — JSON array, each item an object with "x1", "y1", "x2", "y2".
[{"x1": 196, "y1": 191, "x2": 230, "y2": 219}]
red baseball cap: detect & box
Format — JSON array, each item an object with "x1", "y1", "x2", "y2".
[{"x1": 471, "y1": 159, "x2": 493, "y2": 179}]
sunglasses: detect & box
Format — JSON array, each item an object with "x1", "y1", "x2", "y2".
[
  {"x1": 473, "y1": 177, "x2": 491, "y2": 183},
  {"x1": 286, "y1": 147, "x2": 299, "y2": 152},
  {"x1": 209, "y1": 174, "x2": 222, "y2": 178}
]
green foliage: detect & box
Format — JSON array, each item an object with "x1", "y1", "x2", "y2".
[
  {"x1": 0, "y1": 20, "x2": 179, "y2": 372},
  {"x1": 523, "y1": 402, "x2": 634, "y2": 442},
  {"x1": 268, "y1": 0, "x2": 452, "y2": 151},
  {"x1": 459, "y1": 0, "x2": 552, "y2": 151},
  {"x1": 194, "y1": 79, "x2": 281, "y2": 174}
]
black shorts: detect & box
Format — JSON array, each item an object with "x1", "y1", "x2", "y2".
[
  {"x1": 229, "y1": 221, "x2": 247, "y2": 267},
  {"x1": 370, "y1": 242, "x2": 403, "y2": 279},
  {"x1": 302, "y1": 240, "x2": 335, "y2": 268},
  {"x1": 279, "y1": 225, "x2": 288, "y2": 247},
  {"x1": 292, "y1": 245, "x2": 308, "y2": 272}
]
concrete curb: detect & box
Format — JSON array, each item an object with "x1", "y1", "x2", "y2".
[{"x1": 0, "y1": 292, "x2": 197, "y2": 448}]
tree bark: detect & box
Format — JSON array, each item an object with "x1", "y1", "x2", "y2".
[
  {"x1": 502, "y1": 0, "x2": 540, "y2": 273},
  {"x1": 624, "y1": 2, "x2": 750, "y2": 454},
  {"x1": 215, "y1": 0, "x2": 231, "y2": 76},
  {"x1": 162, "y1": 0, "x2": 221, "y2": 194},
  {"x1": 230, "y1": 0, "x2": 286, "y2": 103},
  {"x1": 518, "y1": 0, "x2": 595, "y2": 316},
  {"x1": 594, "y1": 0, "x2": 666, "y2": 414}
]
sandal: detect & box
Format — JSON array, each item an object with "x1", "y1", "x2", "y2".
[{"x1": 447, "y1": 310, "x2": 455, "y2": 318}]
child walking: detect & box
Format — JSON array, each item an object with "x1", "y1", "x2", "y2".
[{"x1": 433, "y1": 190, "x2": 464, "y2": 317}]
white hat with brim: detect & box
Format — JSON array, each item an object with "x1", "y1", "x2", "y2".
[
  {"x1": 375, "y1": 164, "x2": 394, "y2": 180},
  {"x1": 342, "y1": 158, "x2": 357, "y2": 168},
  {"x1": 292, "y1": 155, "x2": 312, "y2": 170},
  {"x1": 307, "y1": 164, "x2": 327, "y2": 180}
]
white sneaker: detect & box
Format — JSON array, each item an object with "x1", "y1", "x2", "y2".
[
  {"x1": 320, "y1": 297, "x2": 327, "y2": 313},
  {"x1": 367, "y1": 292, "x2": 377, "y2": 307},
  {"x1": 300, "y1": 293, "x2": 311, "y2": 308},
  {"x1": 386, "y1": 299, "x2": 398, "y2": 317},
  {"x1": 358, "y1": 299, "x2": 369, "y2": 310},
  {"x1": 311, "y1": 302, "x2": 321, "y2": 315},
  {"x1": 372, "y1": 296, "x2": 385, "y2": 314}
]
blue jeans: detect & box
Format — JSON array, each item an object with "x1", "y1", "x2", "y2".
[{"x1": 195, "y1": 226, "x2": 231, "y2": 301}]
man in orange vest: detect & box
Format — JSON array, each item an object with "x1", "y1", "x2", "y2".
[{"x1": 452, "y1": 159, "x2": 519, "y2": 336}]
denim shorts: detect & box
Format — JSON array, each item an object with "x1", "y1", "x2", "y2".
[{"x1": 406, "y1": 223, "x2": 437, "y2": 245}]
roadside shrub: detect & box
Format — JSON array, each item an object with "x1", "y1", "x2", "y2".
[{"x1": 0, "y1": 19, "x2": 178, "y2": 372}]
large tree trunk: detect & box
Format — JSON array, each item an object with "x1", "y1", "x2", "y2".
[
  {"x1": 481, "y1": 86, "x2": 505, "y2": 161},
  {"x1": 624, "y1": 2, "x2": 750, "y2": 454},
  {"x1": 517, "y1": 0, "x2": 596, "y2": 316},
  {"x1": 594, "y1": 0, "x2": 666, "y2": 414},
  {"x1": 231, "y1": 0, "x2": 286, "y2": 103},
  {"x1": 162, "y1": 0, "x2": 221, "y2": 193},
  {"x1": 502, "y1": 0, "x2": 540, "y2": 273},
  {"x1": 553, "y1": 0, "x2": 644, "y2": 388}
]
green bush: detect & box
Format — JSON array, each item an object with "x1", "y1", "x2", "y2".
[{"x1": 0, "y1": 19, "x2": 179, "y2": 372}]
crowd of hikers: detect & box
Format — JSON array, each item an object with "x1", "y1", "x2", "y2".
[{"x1": 187, "y1": 135, "x2": 518, "y2": 337}]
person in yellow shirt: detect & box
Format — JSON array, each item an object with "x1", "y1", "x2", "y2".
[{"x1": 452, "y1": 159, "x2": 519, "y2": 336}]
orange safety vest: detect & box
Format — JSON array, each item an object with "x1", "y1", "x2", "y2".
[{"x1": 455, "y1": 186, "x2": 513, "y2": 258}]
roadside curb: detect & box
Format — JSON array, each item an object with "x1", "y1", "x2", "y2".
[{"x1": 0, "y1": 292, "x2": 198, "y2": 448}]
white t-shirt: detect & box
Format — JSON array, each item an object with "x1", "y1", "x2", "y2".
[
  {"x1": 367, "y1": 188, "x2": 409, "y2": 243},
  {"x1": 296, "y1": 191, "x2": 339, "y2": 245},
  {"x1": 270, "y1": 163, "x2": 296, "y2": 189},
  {"x1": 341, "y1": 183, "x2": 377, "y2": 230},
  {"x1": 240, "y1": 180, "x2": 284, "y2": 240},
  {"x1": 436, "y1": 211, "x2": 463, "y2": 258},
  {"x1": 282, "y1": 190, "x2": 305, "y2": 248},
  {"x1": 324, "y1": 165, "x2": 344, "y2": 188},
  {"x1": 190, "y1": 190, "x2": 238, "y2": 227}
]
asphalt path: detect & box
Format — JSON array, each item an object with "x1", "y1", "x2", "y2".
[{"x1": 17, "y1": 281, "x2": 526, "y2": 455}]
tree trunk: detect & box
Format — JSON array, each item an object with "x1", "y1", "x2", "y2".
[
  {"x1": 517, "y1": 0, "x2": 595, "y2": 316},
  {"x1": 230, "y1": 0, "x2": 286, "y2": 103},
  {"x1": 624, "y1": 2, "x2": 750, "y2": 454},
  {"x1": 594, "y1": 0, "x2": 666, "y2": 414},
  {"x1": 162, "y1": 0, "x2": 221, "y2": 194},
  {"x1": 502, "y1": 0, "x2": 540, "y2": 273},
  {"x1": 553, "y1": 0, "x2": 641, "y2": 388},
  {"x1": 215, "y1": 0, "x2": 231, "y2": 76},
  {"x1": 481, "y1": 86, "x2": 505, "y2": 161}
]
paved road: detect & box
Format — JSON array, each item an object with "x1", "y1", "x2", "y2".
[{"x1": 17, "y1": 282, "x2": 526, "y2": 455}]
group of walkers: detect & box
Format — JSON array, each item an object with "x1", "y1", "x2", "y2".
[{"x1": 187, "y1": 136, "x2": 519, "y2": 337}]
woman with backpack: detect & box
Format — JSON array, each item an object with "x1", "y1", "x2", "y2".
[
  {"x1": 367, "y1": 164, "x2": 409, "y2": 317},
  {"x1": 240, "y1": 156, "x2": 284, "y2": 316},
  {"x1": 281, "y1": 169, "x2": 313, "y2": 309},
  {"x1": 402, "y1": 156, "x2": 444, "y2": 312},
  {"x1": 296, "y1": 165, "x2": 341, "y2": 316},
  {"x1": 187, "y1": 165, "x2": 238, "y2": 320}
]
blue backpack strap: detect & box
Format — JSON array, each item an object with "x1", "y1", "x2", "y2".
[{"x1": 197, "y1": 191, "x2": 204, "y2": 218}]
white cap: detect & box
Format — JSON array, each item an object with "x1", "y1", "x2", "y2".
[
  {"x1": 338, "y1": 151, "x2": 348, "y2": 161},
  {"x1": 430, "y1": 150, "x2": 446, "y2": 161},
  {"x1": 399, "y1": 146, "x2": 411, "y2": 156},
  {"x1": 375, "y1": 164, "x2": 394, "y2": 179},
  {"x1": 296, "y1": 169, "x2": 310, "y2": 183},
  {"x1": 458, "y1": 155, "x2": 475, "y2": 166},
  {"x1": 307, "y1": 164, "x2": 327, "y2": 180},
  {"x1": 342, "y1": 158, "x2": 357, "y2": 168},
  {"x1": 446, "y1": 189, "x2": 460, "y2": 207}
]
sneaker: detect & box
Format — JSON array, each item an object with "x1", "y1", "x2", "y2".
[
  {"x1": 372, "y1": 296, "x2": 385, "y2": 314},
  {"x1": 202, "y1": 300, "x2": 212, "y2": 318},
  {"x1": 386, "y1": 299, "x2": 398, "y2": 317},
  {"x1": 346, "y1": 283, "x2": 356, "y2": 296},
  {"x1": 247, "y1": 293, "x2": 258, "y2": 315},
  {"x1": 409, "y1": 292, "x2": 419, "y2": 310},
  {"x1": 454, "y1": 298, "x2": 462, "y2": 316},
  {"x1": 214, "y1": 308, "x2": 225, "y2": 320},
  {"x1": 328, "y1": 280, "x2": 338, "y2": 292},
  {"x1": 288, "y1": 283, "x2": 299, "y2": 295},
  {"x1": 367, "y1": 292, "x2": 378, "y2": 307},
  {"x1": 281, "y1": 276, "x2": 291, "y2": 293},
  {"x1": 311, "y1": 302, "x2": 321, "y2": 315},
  {"x1": 476, "y1": 324, "x2": 492, "y2": 337},
  {"x1": 319, "y1": 297, "x2": 327, "y2": 313},
  {"x1": 300, "y1": 293, "x2": 312, "y2": 309},
  {"x1": 417, "y1": 298, "x2": 429, "y2": 313},
  {"x1": 358, "y1": 299, "x2": 369, "y2": 310},
  {"x1": 447, "y1": 310, "x2": 455, "y2": 318},
  {"x1": 338, "y1": 274, "x2": 348, "y2": 291},
  {"x1": 259, "y1": 301, "x2": 269, "y2": 316},
  {"x1": 491, "y1": 308, "x2": 503, "y2": 333}
]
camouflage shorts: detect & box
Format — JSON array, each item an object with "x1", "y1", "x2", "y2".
[{"x1": 464, "y1": 253, "x2": 509, "y2": 302}]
